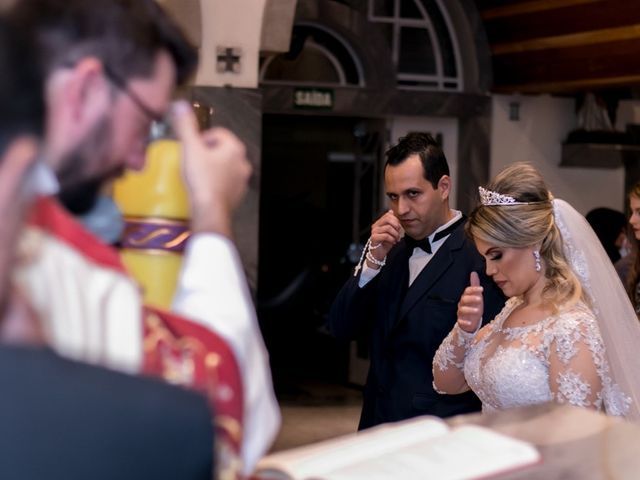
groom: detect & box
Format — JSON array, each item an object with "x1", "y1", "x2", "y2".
[{"x1": 329, "y1": 132, "x2": 504, "y2": 429}]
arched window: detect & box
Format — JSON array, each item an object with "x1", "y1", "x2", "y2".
[
  {"x1": 260, "y1": 23, "x2": 364, "y2": 87},
  {"x1": 368, "y1": 0, "x2": 462, "y2": 91}
]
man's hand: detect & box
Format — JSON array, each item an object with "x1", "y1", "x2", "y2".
[
  {"x1": 457, "y1": 272, "x2": 484, "y2": 333},
  {"x1": 0, "y1": 136, "x2": 39, "y2": 314},
  {"x1": 366, "y1": 210, "x2": 401, "y2": 269},
  {"x1": 171, "y1": 101, "x2": 252, "y2": 238}
]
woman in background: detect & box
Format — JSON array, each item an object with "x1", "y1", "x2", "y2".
[{"x1": 616, "y1": 183, "x2": 640, "y2": 315}]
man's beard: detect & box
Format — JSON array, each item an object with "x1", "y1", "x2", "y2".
[
  {"x1": 56, "y1": 116, "x2": 124, "y2": 215},
  {"x1": 58, "y1": 177, "x2": 106, "y2": 215}
]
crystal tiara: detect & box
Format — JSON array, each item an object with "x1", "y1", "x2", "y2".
[{"x1": 478, "y1": 186, "x2": 540, "y2": 206}]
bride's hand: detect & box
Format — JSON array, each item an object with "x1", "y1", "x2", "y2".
[{"x1": 457, "y1": 272, "x2": 484, "y2": 333}]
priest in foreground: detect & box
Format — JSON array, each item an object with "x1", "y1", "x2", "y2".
[{"x1": 5, "y1": 0, "x2": 279, "y2": 476}]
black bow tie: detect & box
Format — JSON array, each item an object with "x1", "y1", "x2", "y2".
[
  {"x1": 405, "y1": 236, "x2": 432, "y2": 254},
  {"x1": 405, "y1": 215, "x2": 465, "y2": 254}
]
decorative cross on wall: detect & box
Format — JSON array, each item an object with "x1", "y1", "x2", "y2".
[{"x1": 216, "y1": 47, "x2": 242, "y2": 74}]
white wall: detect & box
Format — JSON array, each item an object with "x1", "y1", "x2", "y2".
[
  {"x1": 616, "y1": 99, "x2": 640, "y2": 131},
  {"x1": 490, "y1": 95, "x2": 625, "y2": 214},
  {"x1": 159, "y1": 0, "x2": 296, "y2": 87},
  {"x1": 195, "y1": 0, "x2": 266, "y2": 87}
]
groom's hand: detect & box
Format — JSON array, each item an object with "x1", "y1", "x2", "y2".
[{"x1": 366, "y1": 210, "x2": 401, "y2": 269}]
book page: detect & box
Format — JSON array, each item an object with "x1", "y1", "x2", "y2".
[
  {"x1": 319, "y1": 425, "x2": 540, "y2": 480},
  {"x1": 257, "y1": 416, "x2": 449, "y2": 479},
  {"x1": 257, "y1": 421, "x2": 540, "y2": 480}
]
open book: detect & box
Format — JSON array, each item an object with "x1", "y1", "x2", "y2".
[{"x1": 255, "y1": 416, "x2": 540, "y2": 480}]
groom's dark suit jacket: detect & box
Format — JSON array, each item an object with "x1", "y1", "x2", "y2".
[
  {"x1": 0, "y1": 346, "x2": 213, "y2": 480},
  {"x1": 329, "y1": 219, "x2": 504, "y2": 429}
]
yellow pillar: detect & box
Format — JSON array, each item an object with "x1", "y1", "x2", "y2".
[{"x1": 113, "y1": 140, "x2": 189, "y2": 309}]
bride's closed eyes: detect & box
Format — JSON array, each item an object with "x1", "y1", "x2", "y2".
[{"x1": 483, "y1": 247, "x2": 503, "y2": 261}]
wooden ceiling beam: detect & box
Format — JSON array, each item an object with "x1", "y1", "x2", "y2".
[
  {"x1": 482, "y1": 0, "x2": 640, "y2": 44},
  {"x1": 480, "y1": 0, "x2": 603, "y2": 20},
  {"x1": 478, "y1": 0, "x2": 640, "y2": 93},
  {"x1": 492, "y1": 39, "x2": 640, "y2": 88},
  {"x1": 492, "y1": 24, "x2": 640, "y2": 55},
  {"x1": 492, "y1": 74, "x2": 640, "y2": 93}
]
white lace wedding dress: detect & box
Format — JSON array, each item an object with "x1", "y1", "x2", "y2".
[{"x1": 433, "y1": 296, "x2": 631, "y2": 415}]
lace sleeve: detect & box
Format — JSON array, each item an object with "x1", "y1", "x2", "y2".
[
  {"x1": 547, "y1": 309, "x2": 605, "y2": 410},
  {"x1": 432, "y1": 324, "x2": 476, "y2": 395}
]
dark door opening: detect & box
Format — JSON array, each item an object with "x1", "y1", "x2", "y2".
[{"x1": 258, "y1": 113, "x2": 383, "y2": 391}]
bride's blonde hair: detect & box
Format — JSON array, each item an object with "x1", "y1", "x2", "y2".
[{"x1": 467, "y1": 163, "x2": 583, "y2": 310}]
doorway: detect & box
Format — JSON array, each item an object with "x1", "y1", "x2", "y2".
[{"x1": 258, "y1": 113, "x2": 384, "y2": 390}]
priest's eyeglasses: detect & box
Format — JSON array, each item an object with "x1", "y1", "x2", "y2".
[
  {"x1": 103, "y1": 64, "x2": 164, "y2": 123},
  {"x1": 103, "y1": 64, "x2": 169, "y2": 142}
]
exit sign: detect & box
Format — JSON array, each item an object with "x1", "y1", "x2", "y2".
[{"x1": 293, "y1": 88, "x2": 334, "y2": 109}]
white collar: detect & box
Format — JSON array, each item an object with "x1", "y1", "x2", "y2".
[
  {"x1": 24, "y1": 159, "x2": 59, "y2": 197},
  {"x1": 428, "y1": 209, "x2": 462, "y2": 242}
]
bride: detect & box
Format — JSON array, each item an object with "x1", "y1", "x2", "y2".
[{"x1": 433, "y1": 162, "x2": 640, "y2": 419}]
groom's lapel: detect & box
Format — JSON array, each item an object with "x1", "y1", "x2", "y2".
[{"x1": 396, "y1": 226, "x2": 466, "y2": 324}]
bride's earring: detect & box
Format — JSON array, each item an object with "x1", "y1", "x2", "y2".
[{"x1": 533, "y1": 250, "x2": 541, "y2": 272}]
